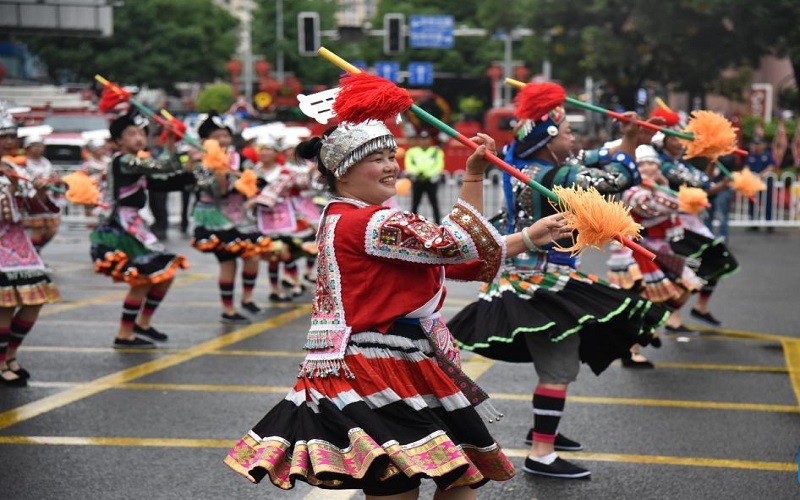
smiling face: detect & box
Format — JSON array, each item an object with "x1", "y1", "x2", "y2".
[
  {"x1": 258, "y1": 146, "x2": 278, "y2": 166},
  {"x1": 336, "y1": 148, "x2": 399, "y2": 205}
]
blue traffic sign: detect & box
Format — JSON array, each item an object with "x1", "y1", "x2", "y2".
[
  {"x1": 374, "y1": 61, "x2": 400, "y2": 83},
  {"x1": 409, "y1": 15, "x2": 454, "y2": 49},
  {"x1": 407, "y1": 61, "x2": 434, "y2": 86},
  {"x1": 352, "y1": 60, "x2": 367, "y2": 70}
]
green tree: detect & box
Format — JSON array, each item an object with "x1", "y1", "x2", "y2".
[
  {"x1": 19, "y1": 0, "x2": 238, "y2": 89},
  {"x1": 196, "y1": 82, "x2": 235, "y2": 112}
]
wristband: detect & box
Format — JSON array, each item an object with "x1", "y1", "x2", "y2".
[{"x1": 521, "y1": 227, "x2": 540, "y2": 252}]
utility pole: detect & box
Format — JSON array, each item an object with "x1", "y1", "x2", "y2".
[{"x1": 276, "y1": 0, "x2": 284, "y2": 82}]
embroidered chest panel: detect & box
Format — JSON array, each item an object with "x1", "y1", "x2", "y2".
[{"x1": 366, "y1": 210, "x2": 466, "y2": 263}]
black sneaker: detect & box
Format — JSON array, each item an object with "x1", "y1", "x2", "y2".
[
  {"x1": 241, "y1": 302, "x2": 263, "y2": 315},
  {"x1": 113, "y1": 337, "x2": 156, "y2": 349},
  {"x1": 133, "y1": 325, "x2": 169, "y2": 342},
  {"x1": 269, "y1": 293, "x2": 292, "y2": 303},
  {"x1": 522, "y1": 456, "x2": 591, "y2": 479},
  {"x1": 664, "y1": 324, "x2": 698, "y2": 335},
  {"x1": 690, "y1": 308, "x2": 721, "y2": 326},
  {"x1": 220, "y1": 312, "x2": 252, "y2": 325},
  {"x1": 524, "y1": 430, "x2": 584, "y2": 451}
]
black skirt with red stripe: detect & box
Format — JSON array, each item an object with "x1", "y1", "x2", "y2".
[{"x1": 225, "y1": 322, "x2": 515, "y2": 492}]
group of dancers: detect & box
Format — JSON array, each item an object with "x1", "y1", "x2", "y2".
[{"x1": 1, "y1": 85, "x2": 741, "y2": 496}]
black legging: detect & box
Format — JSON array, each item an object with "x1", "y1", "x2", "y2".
[{"x1": 411, "y1": 179, "x2": 442, "y2": 222}]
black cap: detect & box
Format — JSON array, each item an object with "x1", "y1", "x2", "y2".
[
  {"x1": 109, "y1": 110, "x2": 149, "y2": 140},
  {"x1": 198, "y1": 111, "x2": 233, "y2": 139}
]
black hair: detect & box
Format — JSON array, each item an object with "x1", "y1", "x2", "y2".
[{"x1": 296, "y1": 125, "x2": 338, "y2": 193}]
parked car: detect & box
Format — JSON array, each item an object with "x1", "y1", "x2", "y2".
[{"x1": 42, "y1": 112, "x2": 112, "y2": 171}]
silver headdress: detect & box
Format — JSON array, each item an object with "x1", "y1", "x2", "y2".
[
  {"x1": 0, "y1": 102, "x2": 18, "y2": 137},
  {"x1": 320, "y1": 121, "x2": 396, "y2": 178}
]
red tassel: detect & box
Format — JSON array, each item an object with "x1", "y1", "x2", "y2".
[
  {"x1": 98, "y1": 87, "x2": 131, "y2": 112},
  {"x1": 333, "y1": 72, "x2": 413, "y2": 123},
  {"x1": 159, "y1": 118, "x2": 187, "y2": 143},
  {"x1": 649, "y1": 107, "x2": 681, "y2": 127},
  {"x1": 514, "y1": 82, "x2": 566, "y2": 121}
]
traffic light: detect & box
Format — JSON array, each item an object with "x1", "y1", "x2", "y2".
[
  {"x1": 298, "y1": 12, "x2": 320, "y2": 56},
  {"x1": 384, "y1": 13, "x2": 405, "y2": 55}
]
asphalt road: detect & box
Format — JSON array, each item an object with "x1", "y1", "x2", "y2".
[{"x1": 0, "y1": 223, "x2": 798, "y2": 499}]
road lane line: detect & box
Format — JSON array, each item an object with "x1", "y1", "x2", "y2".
[
  {"x1": 40, "y1": 272, "x2": 215, "y2": 317},
  {"x1": 693, "y1": 326, "x2": 800, "y2": 344},
  {"x1": 490, "y1": 393, "x2": 800, "y2": 413},
  {"x1": 0, "y1": 305, "x2": 312, "y2": 431},
  {"x1": 461, "y1": 355, "x2": 495, "y2": 380},
  {"x1": 0, "y1": 436, "x2": 794, "y2": 473},
  {"x1": 781, "y1": 340, "x2": 800, "y2": 409},
  {"x1": 502, "y1": 448, "x2": 797, "y2": 472},
  {"x1": 622, "y1": 361, "x2": 788, "y2": 373}
]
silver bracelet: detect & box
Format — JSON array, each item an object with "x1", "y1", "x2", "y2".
[{"x1": 521, "y1": 227, "x2": 540, "y2": 252}]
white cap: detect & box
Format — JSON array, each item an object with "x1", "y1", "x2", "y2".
[
  {"x1": 635, "y1": 144, "x2": 661, "y2": 165},
  {"x1": 255, "y1": 132, "x2": 281, "y2": 150},
  {"x1": 23, "y1": 135, "x2": 44, "y2": 148},
  {"x1": 86, "y1": 137, "x2": 107, "y2": 151}
]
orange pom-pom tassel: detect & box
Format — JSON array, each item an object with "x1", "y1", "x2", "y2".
[
  {"x1": 333, "y1": 72, "x2": 413, "y2": 123},
  {"x1": 234, "y1": 169, "x2": 258, "y2": 198},
  {"x1": 680, "y1": 111, "x2": 738, "y2": 164},
  {"x1": 732, "y1": 168, "x2": 767, "y2": 198},
  {"x1": 549, "y1": 186, "x2": 643, "y2": 255},
  {"x1": 677, "y1": 186, "x2": 710, "y2": 215},
  {"x1": 202, "y1": 139, "x2": 230, "y2": 171},
  {"x1": 62, "y1": 171, "x2": 102, "y2": 206}
]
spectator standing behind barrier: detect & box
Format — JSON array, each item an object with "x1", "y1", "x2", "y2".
[
  {"x1": 745, "y1": 138, "x2": 776, "y2": 233},
  {"x1": 704, "y1": 154, "x2": 734, "y2": 242},
  {"x1": 404, "y1": 130, "x2": 444, "y2": 221}
]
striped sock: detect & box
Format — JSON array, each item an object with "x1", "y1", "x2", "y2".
[
  {"x1": 121, "y1": 299, "x2": 142, "y2": 330},
  {"x1": 532, "y1": 387, "x2": 567, "y2": 444},
  {"x1": 285, "y1": 261, "x2": 299, "y2": 282},
  {"x1": 241, "y1": 271, "x2": 257, "y2": 298},
  {"x1": 268, "y1": 263, "x2": 280, "y2": 292},
  {"x1": 0, "y1": 326, "x2": 10, "y2": 362},
  {"x1": 8, "y1": 317, "x2": 35, "y2": 350},
  {"x1": 141, "y1": 289, "x2": 167, "y2": 319},
  {"x1": 219, "y1": 280, "x2": 234, "y2": 309}
]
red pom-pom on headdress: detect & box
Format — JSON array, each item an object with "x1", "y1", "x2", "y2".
[
  {"x1": 649, "y1": 107, "x2": 681, "y2": 128},
  {"x1": 332, "y1": 72, "x2": 413, "y2": 123},
  {"x1": 514, "y1": 82, "x2": 567, "y2": 122},
  {"x1": 98, "y1": 87, "x2": 131, "y2": 112}
]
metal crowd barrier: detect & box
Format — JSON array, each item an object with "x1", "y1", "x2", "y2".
[{"x1": 57, "y1": 169, "x2": 800, "y2": 230}]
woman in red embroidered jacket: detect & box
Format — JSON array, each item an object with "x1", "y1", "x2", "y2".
[
  {"x1": 0, "y1": 159, "x2": 60, "y2": 387},
  {"x1": 224, "y1": 121, "x2": 571, "y2": 499}
]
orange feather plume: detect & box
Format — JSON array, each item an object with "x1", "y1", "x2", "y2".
[
  {"x1": 549, "y1": 185, "x2": 643, "y2": 255},
  {"x1": 202, "y1": 139, "x2": 230, "y2": 171},
  {"x1": 677, "y1": 186, "x2": 710, "y2": 215},
  {"x1": 1, "y1": 155, "x2": 26, "y2": 166},
  {"x1": 680, "y1": 111, "x2": 738, "y2": 164},
  {"x1": 234, "y1": 169, "x2": 258, "y2": 198},
  {"x1": 62, "y1": 171, "x2": 102, "y2": 206},
  {"x1": 732, "y1": 168, "x2": 767, "y2": 198}
]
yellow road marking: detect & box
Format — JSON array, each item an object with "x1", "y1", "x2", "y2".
[
  {"x1": 489, "y1": 393, "x2": 800, "y2": 413},
  {"x1": 503, "y1": 448, "x2": 797, "y2": 472},
  {"x1": 693, "y1": 326, "x2": 800, "y2": 344},
  {"x1": 781, "y1": 340, "x2": 800, "y2": 409},
  {"x1": 24, "y1": 380, "x2": 795, "y2": 414},
  {"x1": 208, "y1": 349, "x2": 304, "y2": 357},
  {"x1": 626, "y1": 361, "x2": 789, "y2": 374},
  {"x1": 121, "y1": 383, "x2": 293, "y2": 393},
  {"x1": 0, "y1": 305, "x2": 312, "y2": 431},
  {"x1": 461, "y1": 355, "x2": 495, "y2": 380},
  {"x1": 24, "y1": 346, "x2": 178, "y2": 354},
  {"x1": 0, "y1": 436, "x2": 793, "y2": 473},
  {"x1": 40, "y1": 272, "x2": 214, "y2": 317}
]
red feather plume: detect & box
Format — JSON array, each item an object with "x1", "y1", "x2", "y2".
[
  {"x1": 649, "y1": 107, "x2": 681, "y2": 127},
  {"x1": 159, "y1": 118, "x2": 187, "y2": 143},
  {"x1": 98, "y1": 87, "x2": 131, "y2": 112},
  {"x1": 332, "y1": 72, "x2": 413, "y2": 123},
  {"x1": 514, "y1": 82, "x2": 566, "y2": 121}
]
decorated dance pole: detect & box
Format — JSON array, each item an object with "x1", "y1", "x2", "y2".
[
  {"x1": 0, "y1": 169, "x2": 65, "y2": 194},
  {"x1": 316, "y1": 47, "x2": 655, "y2": 261},
  {"x1": 505, "y1": 78, "x2": 748, "y2": 157},
  {"x1": 94, "y1": 75, "x2": 206, "y2": 152}
]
